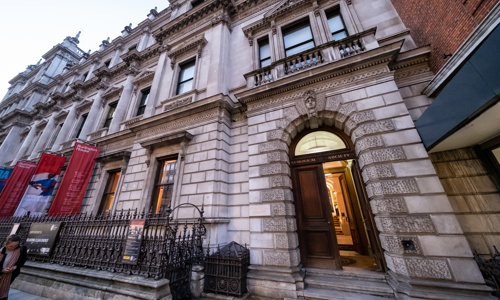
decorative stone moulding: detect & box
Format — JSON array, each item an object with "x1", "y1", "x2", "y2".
[{"x1": 167, "y1": 35, "x2": 207, "y2": 69}]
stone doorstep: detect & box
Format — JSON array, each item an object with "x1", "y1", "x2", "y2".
[
  {"x1": 12, "y1": 261, "x2": 171, "y2": 300},
  {"x1": 295, "y1": 287, "x2": 395, "y2": 300},
  {"x1": 304, "y1": 275, "x2": 394, "y2": 297},
  {"x1": 304, "y1": 267, "x2": 388, "y2": 283},
  {"x1": 386, "y1": 271, "x2": 496, "y2": 300}
]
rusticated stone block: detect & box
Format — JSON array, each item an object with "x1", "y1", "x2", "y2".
[
  {"x1": 272, "y1": 203, "x2": 294, "y2": 216},
  {"x1": 263, "y1": 250, "x2": 299, "y2": 267},
  {"x1": 267, "y1": 152, "x2": 289, "y2": 163},
  {"x1": 260, "y1": 163, "x2": 289, "y2": 176},
  {"x1": 283, "y1": 106, "x2": 301, "y2": 122},
  {"x1": 263, "y1": 218, "x2": 296, "y2": 232},
  {"x1": 267, "y1": 129, "x2": 286, "y2": 141},
  {"x1": 363, "y1": 164, "x2": 396, "y2": 180},
  {"x1": 391, "y1": 256, "x2": 409, "y2": 276},
  {"x1": 269, "y1": 175, "x2": 292, "y2": 188},
  {"x1": 370, "y1": 198, "x2": 408, "y2": 214},
  {"x1": 359, "y1": 147, "x2": 406, "y2": 167},
  {"x1": 335, "y1": 102, "x2": 357, "y2": 128},
  {"x1": 406, "y1": 257, "x2": 452, "y2": 280},
  {"x1": 275, "y1": 233, "x2": 298, "y2": 249},
  {"x1": 355, "y1": 135, "x2": 385, "y2": 154},
  {"x1": 325, "y1": 94, "x2": 342, "y2": 111},
  {"x1": 367, "y1": 178, "x2": 419, "y2": 197},
  {"x1": 345, "y1": 111, "x2": 376, "y2": 134},
  {"x1": 261, "y1": 189, "x2": 293, "y2": 202},
  {"x1": 258, "y1": 141, "x2": 288, "y2": 153},
  {"x1": 380, "y1": 234, "x2": 421, "y2": 254},
  {"x1": 375, "y1": 215, "x2": 435, "y2": 233},
  {"x1": 351, "y1": 120, "x2": 395, "y2": 141}
]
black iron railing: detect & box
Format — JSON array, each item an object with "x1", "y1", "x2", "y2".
[
  {"x1": 0, "y1": 204, "x2": 206, "y2": 300},
  {"x1": 474, "y1": 247, "x2": 500, "y2": 296},
  {"x1": 204, "y1": 241, "x2": 250, "y2": 297}
]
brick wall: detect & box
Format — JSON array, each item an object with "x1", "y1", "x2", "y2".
[
  {"x1": 391, "y1": 0, "x2": 499, "y2": 72},
  {"x1": 430, "y1": 148, "x2": 500, "y2": 256}
]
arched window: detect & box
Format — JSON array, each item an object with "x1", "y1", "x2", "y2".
[{"x1": 295, "y1": 131, "x2": 347, "y2": 156}]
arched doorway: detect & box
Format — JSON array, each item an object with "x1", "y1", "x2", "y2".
[{"x1": 290, "y1": 127, "x2": 385, "y2": 271}]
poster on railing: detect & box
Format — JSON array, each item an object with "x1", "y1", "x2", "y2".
[
  {"x1": 0, "y1": 167, "x2": 13, "y2": 193},
  {"x1": 0, "y1": 161, "x2": 37, "y2": 218},
  {"x1": 25, "y1": 222, "x2": 62, "y2": 256},
  {"x1": 13, "y1": 153, "x2": 67, "y2": 217},
  {"x1": 48, "y1": 143, "x2": 100, "y2": 216},
  {"x1": 122, "y1": 220, "x2": 145, "y2": 264}
]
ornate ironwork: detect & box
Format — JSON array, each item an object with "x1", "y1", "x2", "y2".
[
  {"x1": 204, "y1": 241, "x2": 250, "y2": 297},
  {"x1": 474, "y1": 247, "x2": 500, "y2": 296},
  {"x1": 0, "y1": 204, "x2": 206, "y2": 300}
]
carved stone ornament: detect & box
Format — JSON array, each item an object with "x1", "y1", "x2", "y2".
[{"x1": 295, "y1": 90, "x2": 325, "y2": 119}]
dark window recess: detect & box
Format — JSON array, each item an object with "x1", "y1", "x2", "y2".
[
  {"x1": 282, "y1": 20, "x2": 315, "y2": 57},
  {"x1": 192, "y1": 0, "x2": 204, "y2": 8},
  {"x1": 103, "y1": 102, "x2": 118, "y2": 128},
  {"x1": 327, "y1": 10, "x2": 348, "y2": 41},
  {"x1": 82, "y1": 72, "x2": 89, "y2": 81},
  {"x1": 136, "y1": 88, "x2": 150, "y2": 116},
  {"x1": 104, "y1": 59, "x2": 111, "y2": 68},
  {"x1": 128, "y1": 45, "x2": 137, "y2": 52},
  {"x1": 177, "y1": 60, "x2": 196, "y2": 95},
  {"x1": 75, "y1": 113, "x2": 88, "y2": 138},
  {"x1": 152, "y1": 159, "x2": 178, "y2": 214},
  {"x1": 259, "y1": 38, "x2": 271, "y2": 68},
  {"x1": 98, "y1": 170, "x2": 121, "y2": 216}
]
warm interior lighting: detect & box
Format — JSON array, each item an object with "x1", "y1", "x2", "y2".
[{"x1": 295, "y1": 131, "x2": 346, "y2": 156}]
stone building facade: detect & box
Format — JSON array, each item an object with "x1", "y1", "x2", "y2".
[{"x1": 0, "y1": 0, "x2": 499, "y2": 299}]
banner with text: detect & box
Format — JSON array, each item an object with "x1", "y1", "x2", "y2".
[
  {"x1": 0, "y1": 167, "x2": 14, "y2": 193},
  {"x1": 48, "y1": 143, "x2": 100, "y2": 216},
  {"x1": 14, "y1": 153, "x2": 67, "y2": 217},
  {"x1": 0, "y1": 161, "x2": 37, "y2": 218}
]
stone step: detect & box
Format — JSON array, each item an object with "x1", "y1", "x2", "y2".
[
  {"x1": 297, "y1": 287, "x2": 395, "y2": 300},
  {"x1": 305, "y1": 267, "x2": 388, "y2": 282},
  {"x1": 305, "y1": 275, "x2": 394, "y2": 297}
]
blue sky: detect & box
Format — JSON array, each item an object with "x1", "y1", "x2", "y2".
[{"x1": 0, "y1": 0, "x2": 169, "y2": 97}]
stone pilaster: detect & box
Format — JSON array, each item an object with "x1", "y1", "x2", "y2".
[
  {"x1": 11, "y1": 121, "x2": 40, "y2": 166},
  {"x1": 50, "y1": 103, "x2": 78, "y2": 151},
  {"x1": 108, "y1": 69, "x2": 137, "y2": 134},
  {"x1": 29, "y1": 112, "x2": 58, "y2": 160},
  {"x1": 78, "y1": 89, "x2": 105, "y2": 140},
  {"x1": 0, "y1": 125, "x2": 24, "y2": 165},
  {"x1": 143, "y1": 45, "x2": 169, "y2": 118}
]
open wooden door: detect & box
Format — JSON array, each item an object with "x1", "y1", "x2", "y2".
[{"x1": 292, "y1": 164, "x2": 342, "y2": 269}]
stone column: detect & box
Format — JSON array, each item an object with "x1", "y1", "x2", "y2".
[
  {"x1": 137, "y1": 27, "x2": 151, "y2": 51},
  {"x1": 143, "y1": 45, "x2": 169, "y2": 118},
  {"x1": 78, "y1": 89, "x2": 105, "y2": 140},
  {"x1": 50, "y1": 103, "x2": 78, "y2": 151},
  {"x1": 108, "y1": 69, "x2": 137, "y2": 134},
  {"x1": 109, "y1": 45, "x2": 123, "y2": 68},
  {"x1": 206, "y1": 15, "x2": 230, "y2": 97},
  {"x1": 0, "y1": 125, "x2": 24, "y2": 166},
  {"x1": 28, "y1": 111, "x2": 58, "y2": 160},
  {"x1": 11, "y1": 120, "x2": 41, "y2": 166}
]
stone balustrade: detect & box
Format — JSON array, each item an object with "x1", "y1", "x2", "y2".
[{"x1": 244, "y1": 28, "x2": 377, "y2": 88}]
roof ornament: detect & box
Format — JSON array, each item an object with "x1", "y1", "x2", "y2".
[
  {"x1": 36, "y1": 59, "x2": 42, "y2": 65},
  {"x1": 101, "y1": 37, "x2": 110, "y2": 48},
  {"x1": 124, "y1": 23, "x2": 133, "y2": 33}
]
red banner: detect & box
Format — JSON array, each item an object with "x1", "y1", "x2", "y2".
[
  {"x1": 0, "y1": 161, "x2": 37, "y2": 218},
  {"x1": 48, "y1": 143, "x2": 100, "y2": 216},
  {"x1": 14, "y1": 153, "x2": 67, "y2": 217}
]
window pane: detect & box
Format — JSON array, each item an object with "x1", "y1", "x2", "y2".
[
  {"x1": 332, "y1": 31, "x2": 347, "y2": 41},
  {"x1": 261, "y1": 58, "x2": 271, "y2": 68},
  {"x1": 259, "y1": 40, "x2": 270, "y2": 60},
  {"x1": 328, "y1": 14, "x2": 344, "y2": 33},
  {"x1": 283, "y1": 24, "x2": 313, "y2": 49},
  {"x1": 179, "y1": 62, "x2": 195, "y2": 82},
  {"x1": 177, "y1": 79, "x2": 193, "y2": 95},
  {"x1": 295, "y1": 131, "x2": 347, "y2": 156},
  {"x1": 285, "y1": 41, "x2": 315, "y2": 56}
]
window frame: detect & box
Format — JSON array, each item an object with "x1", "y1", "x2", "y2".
[
  {"x1": 258, "y1": 37, "x2": 272, "y2": 68},
  {"x1": 103, "y1": 101, "x2": 118, "y2": 128},
  {"x1": 326, "y1": 8, "x2": 348, "y2": 41},
  {"x1": 98, "y1": 169, "x2": 121, "y2": 216},
  {"x1": 74, "y1": 113, "x2": 88, "y2": 139},
  {"x1": 136, "y1": 87, "x2": 150, "y2": 116},
  {"x1": 151, "y1": 157, "x2": 178, "y2": 214},
  {"x1": 176, "y1": 59, "x2": 196, "y2": 95},
  {"x1": 282, "y1": 18, "x2": 316, "y2": 58}
]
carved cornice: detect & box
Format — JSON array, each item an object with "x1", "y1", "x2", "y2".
[
  {"x1": 264, "y1": 0, "x2": 309, "y2": 21},
  {"x1": 167, "y1": 35, "x2": 207, "y2": 68},
  {"x1": 133, "y1": 70, "x2": 155, "y2": 86},
  {"x1": 139, "y1": 131, "x2": 193, "y2": 152},
  {"x1": 76, "y1": 100, "x2": 93, "y2": 113},
  {"x1": 95, "y1": 150, "x2": 131, "y2": 164},
  {"x1": 102, "y1": 86, "x2": 124, "y2": 100}
]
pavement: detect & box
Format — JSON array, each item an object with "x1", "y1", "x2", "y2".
[{"x1": 8, "y1": 289, "x2": 52, "y2": 300}]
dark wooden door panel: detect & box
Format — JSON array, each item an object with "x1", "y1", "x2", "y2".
[{"x1": 292, "y1": 164, "x2": 341, "y2": 269}]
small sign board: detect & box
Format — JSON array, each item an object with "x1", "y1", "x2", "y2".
[
  {"x1": 25, "y1": 222, "x2": 61, "y2": 256},
  {"x1": 10, "y1": 223, "x2": 20, "y2": 235},
  {"x1": 122, "y1": 220, "x2": 145, "y2": 264}
]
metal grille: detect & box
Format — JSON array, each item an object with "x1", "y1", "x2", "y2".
[
  {"x1": 0, "y1": 205, "x2": 206, "y2": 300},
  {"x1": 204, "y1": 242, "x2": 250, "y2": 297},
  {"x1": 474, "y1": 247, "x2": 500, "y2": 297}
]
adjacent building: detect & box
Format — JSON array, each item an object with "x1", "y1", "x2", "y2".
[{"x1": 0, "y1": 0, "x2": 499, "y2": 299}]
